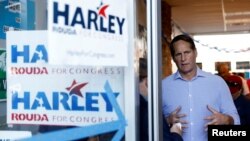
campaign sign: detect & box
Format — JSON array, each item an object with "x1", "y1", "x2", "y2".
[
  {"x1": 0, "y1": 49, "x2": 7, "y2": 101},
  {"x1": 0, "y1": 0, "x2": 35, "y2": 39},
  {"x1": 47, "y1": 0, "x2": 128, "y2": 66},
  {"x1": 6, "y1": 31, "x2": 124, "y2": 126},
  {"x1": 0, "y1": 0, "x2": 20, "y2": 39}
]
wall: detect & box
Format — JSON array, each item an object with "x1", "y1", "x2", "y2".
[{"x1": 195, "y1": 34, "x2": 250, "y2": 76}]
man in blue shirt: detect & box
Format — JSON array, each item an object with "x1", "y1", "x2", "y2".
[{"x1": 162, "y1": 34, "x2": 240, "y2": 141}]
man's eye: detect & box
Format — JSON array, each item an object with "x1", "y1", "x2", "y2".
[{"x1": 175, "y1": 53, "x2": 181, "y2": 57}]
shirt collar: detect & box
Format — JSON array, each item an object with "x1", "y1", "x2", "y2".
[{"x1": 174, "y1": 67, "x2": 206, "y2": 80}]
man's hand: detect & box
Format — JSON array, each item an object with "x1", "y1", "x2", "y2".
[
  {"x1": 166, "y1": 106, "x2": 187, "y2": 128},
  {"x1": 204, "y1": 105, "x2": 234, "y2": 128}
]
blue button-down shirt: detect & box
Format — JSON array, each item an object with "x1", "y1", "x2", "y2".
[{"x1": 162, "y1": 68, "x2": 240, "y2": 141}]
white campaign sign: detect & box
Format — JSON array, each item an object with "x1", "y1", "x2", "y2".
[
  {"x1": 6, "y1": 31, "x2": 124, "y2": 126},
  {"x1": 47, "y1": 0, "x2": 128, "y2": 66}
]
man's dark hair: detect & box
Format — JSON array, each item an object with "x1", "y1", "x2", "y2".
[{"x1": 169, "y1": 34, "x2": 196, "y2": 57}]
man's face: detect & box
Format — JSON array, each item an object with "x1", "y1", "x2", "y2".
[
  {"x1": 173, "y1": 40, "x2": 197, "y2": 75},
  {"x1": 217, "y1": 64, "x2": 229, "y2": 77}
]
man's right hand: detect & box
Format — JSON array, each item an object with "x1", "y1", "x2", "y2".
[{"x1": 166, "y1": 106, "x2": 187, "y2": 128}]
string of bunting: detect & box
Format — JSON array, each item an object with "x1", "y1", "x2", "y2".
[
  {"x1": 172, "y1": 21, "x2": 250, "y2": 53},
  {"x1": 194, "y1": 39, "x2": 250, "y2": 53}
]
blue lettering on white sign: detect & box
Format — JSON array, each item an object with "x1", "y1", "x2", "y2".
[
  {"x1": 11, "y1": 45, "x2": 48, "y2": 63},
  {"x1": 53, "y1": 2, "x2": 125, "y2": 35},
  {"x1": 20, "y1": 81, "x2": 126, "y2": 141},
  {"x1": 12, "y1": 91, "x2": 119, "y2": 112}
]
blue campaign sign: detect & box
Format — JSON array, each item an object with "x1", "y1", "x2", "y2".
[
  {"x1": 0, "y1": 0, "x2": 20, "y2": 39},
  {"x1": 20, "y1": 81, "x2": 127, "y2": 141},
  {"x1": 0, "y1": 0, "x2": 35, "y2": 39}
]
